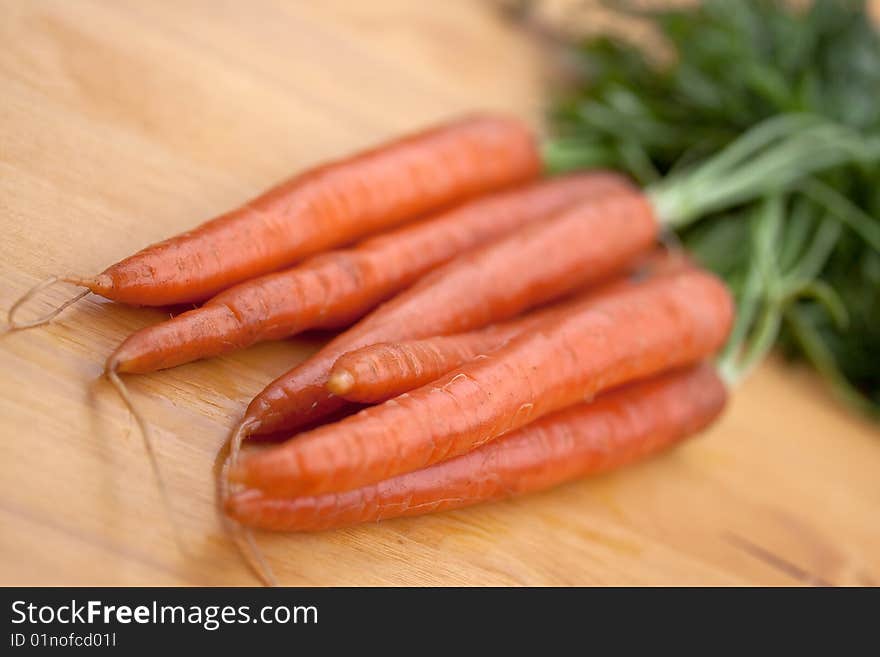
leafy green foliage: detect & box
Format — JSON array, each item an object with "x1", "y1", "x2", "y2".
[{"x1": 544, "y1": 0, "x2": 880, "y2": 415}]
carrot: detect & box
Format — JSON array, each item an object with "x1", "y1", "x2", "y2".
[
  {"x1": 226, "y1": 364, "x2": 726, "y2": 532},
  {"x1": 238, "y1": 190, "x2": 658, "y2": 438},
  {"x1": 231, "y1": 268, "x2": 733, "y2": 497},
  {"x1": 105, "y1": 173, "x2": 631, "y2": 374},
  {"x1": 8, "y1": 114, "x2": 539, "y2": 325},
  {"x1": 327, "y1": 329, "x2": 525, "y2": 404},
  {"x1": 327, "y1": 251, "x2": 692, "y2": 402}
]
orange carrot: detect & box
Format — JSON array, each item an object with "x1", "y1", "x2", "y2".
[
  {"x1": 327, "y1": 251, "x2": 692, "y2": 402},
  {"x1": 227, "y1": 364, "x2": 726, "y2": 532},
  {"x1": 231, "y1": 269, "x2": 733, "y2": 497},
  {"x1": 327, "y1": 329, "x2": 524, "y2": 404},
  {"x1": 239, "y1": 191, "x2": 658, "y2": 438},
  {"x1": 106, "y1": 173, "x2": 631, "y2": 374},
  {"x1": 9, "y1": 114, "x2": 539, "y2": 323}
]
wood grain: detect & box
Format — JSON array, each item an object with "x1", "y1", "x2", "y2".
[{"x1": 1, "y1": 0, "x2": 878, "y2": 586}]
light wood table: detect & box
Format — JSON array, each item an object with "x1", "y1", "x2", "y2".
[{"x1": 1, "y1": 0, "x2": 878, "y2": 586}]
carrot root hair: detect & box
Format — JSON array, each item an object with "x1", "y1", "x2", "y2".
[
  {"x1": 217, "y1": 419, "x2": 278, "y2": 587},
  {"x1": 7, "y1": 275, "x2": 91, "y2": 330},
  {"x1": 106, "y1": 368, "x2": 187, "y2": 558}
]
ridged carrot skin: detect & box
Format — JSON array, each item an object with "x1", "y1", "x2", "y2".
[
  {"x1": 326, "y1": 290, "x2": 622, "y2": 403},
  {"x1": 327, "y1": 330, "x2": 523, "y2": 404},
  {"x1": 241, "y1": 191, "x2": 658, "y2": 437},
  {"x1": 227, "y1": 364, "x2": 726, "y2": 532},
  {"x1": 106, "y1": 173, "x2": 631, "y2": 373},
  {"x1": 232, "y1": 269, "x2": 733, "y2": 497},
  {"x1": 327, "y1": 252, "x2": 692, "y2": 402},
  {"x1": 77, "y1": 114, "x2": 540, "y2": 306}
]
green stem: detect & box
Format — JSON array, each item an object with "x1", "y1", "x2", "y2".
[
  {"x1": 799, "y1": 178, "x2": 880, "y2": 252},
  {"x1": 732, "y1": 304, "x2": 783, "y2": 383},
  {"x1": 680, "y1": 114, "x2": 821, "y2": 184},
  {"x1": 784, "y1": 280, "x2": 849, "y2": 330},
  {"x1": 782, "y1": 216, "x2": 841, "y2": 283},
  {"x1": 647, "y1": 115, "x2": 880, "y2": 229},
  {"x1": 717, "y1": 195, "x2": 784, "y2": 384}
]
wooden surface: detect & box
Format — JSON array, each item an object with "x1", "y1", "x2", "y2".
[{"x1": 1, "y1": 0, "x2": 878, "y2": 586}]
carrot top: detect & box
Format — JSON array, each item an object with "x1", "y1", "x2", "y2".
[{"x1": 537, "y1": 0, "x2": 880, "y2": 415}]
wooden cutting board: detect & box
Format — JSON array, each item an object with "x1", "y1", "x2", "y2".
[{"x1": 1, "y1": 0, "x2": 878, "y2": 586}]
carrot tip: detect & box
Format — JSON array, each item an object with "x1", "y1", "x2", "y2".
[
  {"x1": 90, "y1": 273, "x2": 113, "y2": 293},
  {"x1": 326, "y1": 368, "x2": 355, "y2": 396},
  {"x1": 63, "y1": 273, "x2": 107, "y2": 290},
  {"x1": 105, "y1": 354, "x2": 121, "y2": 375}
]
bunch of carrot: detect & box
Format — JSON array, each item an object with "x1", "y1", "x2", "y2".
[{"x1": 9, "y1": 114, "x2": 740, "y2": 577}]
